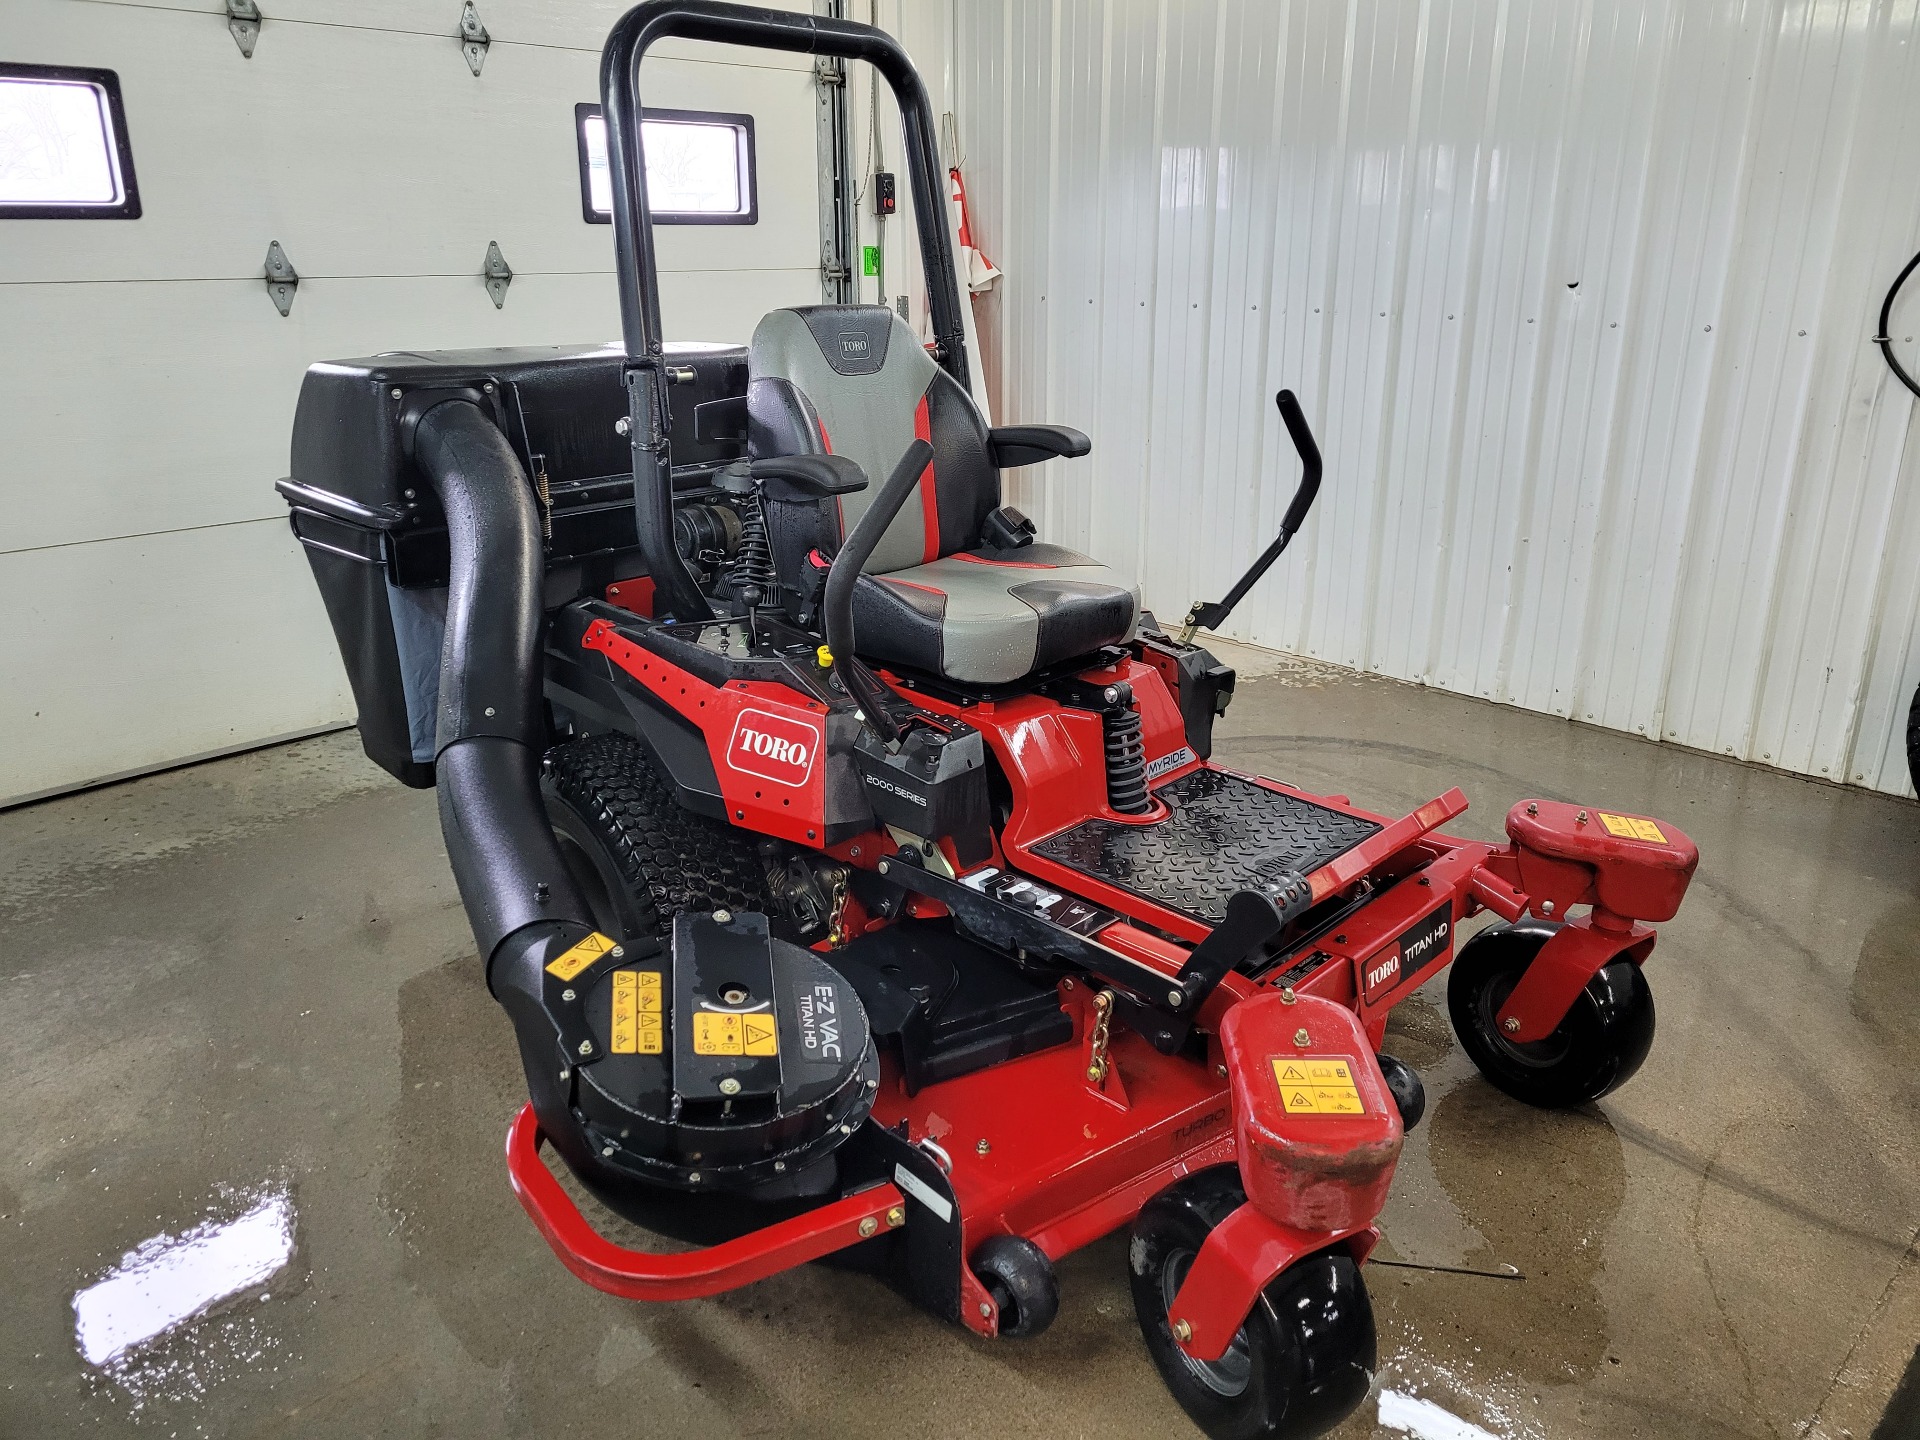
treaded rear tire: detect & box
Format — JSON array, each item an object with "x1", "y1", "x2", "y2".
[{"x1": 542, "y1": 733, "x2": 771, "y2": 941}]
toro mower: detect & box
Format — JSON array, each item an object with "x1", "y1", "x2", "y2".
[{"x1": 277, "y1": 3, "x2": 1700, "y2": 1435}]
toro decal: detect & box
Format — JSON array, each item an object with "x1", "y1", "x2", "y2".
[
  {"x1": 726, "y1": 709, "x2": 820, "y2": 788},
  {"x1": 1361, "y1": 902, "x2": 1452, "y2": 1004}
]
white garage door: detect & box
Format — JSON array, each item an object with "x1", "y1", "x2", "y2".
[{"x1": 0, "y1": 0, "x2": 826, "y2": 806}]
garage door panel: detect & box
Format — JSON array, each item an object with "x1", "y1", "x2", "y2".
[
  {"x1": 7, "y1": 8, "x2": 820, "y2": 284},
  {"x1": 72, "y1": 0, "x2": 819, "y2": 69},
  {"x1": 3, "y1": 265, "x2": 815, "y2": 555},
  {"x1": 0, "y1": 519, "x2": 353, "y2": 807}
]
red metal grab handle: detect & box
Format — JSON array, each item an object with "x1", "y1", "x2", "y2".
[{"x1": 505, "y1": 1104, "x2": 905, "y2": 1301}]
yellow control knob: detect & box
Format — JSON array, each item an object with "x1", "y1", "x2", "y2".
[{"x1": 816, "y1": 645, "x2": 834, "y2": 667}]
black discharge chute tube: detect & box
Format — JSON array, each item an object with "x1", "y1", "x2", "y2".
[{"x1": 408, "y1": 398, "x2": 603, "y2": 1161}]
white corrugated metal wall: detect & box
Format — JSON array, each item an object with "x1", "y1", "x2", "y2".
[{"x1": 939, "y1": 0, "x2": 1920, "y2": 794}]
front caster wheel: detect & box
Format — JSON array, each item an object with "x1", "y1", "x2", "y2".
[
  {"x1": 1448, "y1": 919, "x2": 1655, "y2": 1108},
  {"x1": 970, "y1": 1235, "x2": 1059, "y2": 1338},
  {"x1": 1128, "y1": 1168, "x2": 1375, "y2": 1440}
]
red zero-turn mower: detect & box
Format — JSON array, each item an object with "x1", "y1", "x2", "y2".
[{"x1": 277, "y1": 4, "x2": 1700, "y2": 1434}]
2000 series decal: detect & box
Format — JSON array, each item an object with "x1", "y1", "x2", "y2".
[
  {"x1": 1361, "y1": 901, "x2": 1453, "y2": 1004},
  {"x1": 725, "y1": 708, "x2": 821, "y2": 787}
]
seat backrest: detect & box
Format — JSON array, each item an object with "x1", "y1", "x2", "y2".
[{"x1": 746, "y1": 306, "x2": 996, "y2": 573}]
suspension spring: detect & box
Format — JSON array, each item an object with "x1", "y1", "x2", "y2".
[
  {"x1": 730, "y1": 490, "x2": 775, "y2": 609},
  {"x1": 1103, "y1": 690, "x2": 1150, "y2": 814}
]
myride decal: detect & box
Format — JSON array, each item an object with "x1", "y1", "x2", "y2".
[
  {"x1": 725, "y1": 708, "x2": 820, "y2": 787},
  {"x1": 1361, "y1": 902, "x2": 1452, "y2": 1004}
]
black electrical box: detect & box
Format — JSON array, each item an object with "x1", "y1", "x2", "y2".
[{"x1": 873, "y1": 171, "x2": 896, "y2": 216}]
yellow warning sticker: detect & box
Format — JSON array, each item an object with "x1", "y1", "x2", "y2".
[
  {"x1": 1272, "y1": 1056, "x2": 1366, "y2": 1116},
  {"x1": 610, "y1": 971, "x2": 663, "y2": 1056},
  {"x1": 742, "y1": 1013, "x2": 779, "y2": 1056},
  {"x1": 546, "y1": 931, "x2": 616, "y2": 982},
  {"x1": 694, "y1": 1010, "x2": 778, "y2": 1057},
  {"x1": 1597, "y1": 811, "x2": 1667, "y2": 844}
]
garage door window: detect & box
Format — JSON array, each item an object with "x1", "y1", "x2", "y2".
[
  {"x1": 576, "y1": 104, "x2": 756, "y2": 226},
  {"x1": 0, "y1": 63, "x2": 140, "y2": 218}
]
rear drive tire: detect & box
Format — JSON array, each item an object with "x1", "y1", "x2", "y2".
[
  {"x1": 542, "y1": 733, "x2": 771, "y2": 941},
  {"x1": 1128, "y1": 1167, "x2": 1375, "y2": 1440},
  {"x1": 1447, "y1": 919, "x2": 1655, "y2": 1108}
]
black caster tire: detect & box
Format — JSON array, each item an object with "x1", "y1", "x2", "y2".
[
  {"x1": 971, "y1": 1235, "x2": 1059, "y2": 1338},
  {"x1": 542, "y1": 733, "x2": 772, "y2": 941},
  {"x1": 1447, "y1": 919, "x2": 1655, "y2": 1109},
  {"x1": 1128, "y1": 1167, "x2": 1375, "y2": 1440},
  {"x1": 1374, "y1": 1052, "x2": 1426, "y2": 1131}
]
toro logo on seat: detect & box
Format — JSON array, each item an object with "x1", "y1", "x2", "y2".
[{"x1": 726, "y1": 708, "x2": 820, "y2": 788}]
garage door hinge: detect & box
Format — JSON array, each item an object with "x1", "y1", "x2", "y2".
[
  {"x1": 264, "y1": 240, "x2": 298, "y2": 316},
  {"x1": 483, "y1": 241, "x2": 513, "y2": 308},
  {"x1": 227, "y1": 0, "x2": 262, "y2": 58},
  {"x1": 813, "y1": 56, "x2": 844, "y2": 87},
  {"x1": 459, "y1": 2, "x2": 490, "y2": 76}
]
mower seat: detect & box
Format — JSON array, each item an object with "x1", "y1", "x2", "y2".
[{"x1": 747, "y1": 305, "x2": 1140, "y2": 686}]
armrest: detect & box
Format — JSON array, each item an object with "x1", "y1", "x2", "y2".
[
  {"x1": 749, "y1": 453, "x2": 870, "y2": 501},
  {"x1": 988, "y1": 424, "x2": 1091, "y2": 468}
]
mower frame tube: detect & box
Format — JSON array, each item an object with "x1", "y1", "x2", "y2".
[
  {"x1": 407, "y1": 399, "x2": 602, "y2": 1146},
  {"x1": 601, "y1": 1, "x2": 967, "y2": 623},
  {"x1": 507, "y1": 1106, "x2": 907, "y2": 1300}
]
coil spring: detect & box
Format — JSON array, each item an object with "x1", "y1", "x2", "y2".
[
  {"x1": 1104, "y1": 704, "x2": 1150, "y2": 814},
  {"x1": 730, "y1": 491, "x2": 775, "y2": 608}
]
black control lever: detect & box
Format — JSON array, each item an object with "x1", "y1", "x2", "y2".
[
  {"x1": 1180, "y1": 389, "x2": 1322, "y2": 643},
  {"x1": 822, "y1": 439, "x2": 936, "y2": 746}
]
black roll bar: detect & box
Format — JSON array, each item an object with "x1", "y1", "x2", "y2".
[{"x1": 600, "y1": 1, "x2": 970, "y2": 622}]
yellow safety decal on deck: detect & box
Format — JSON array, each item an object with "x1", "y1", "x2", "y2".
[
  {"x1": 693, "y1": 1011, "x2": 779, "y2": 1057},
  {"x1": 1272, "y1": 1056, "x2": 1366, "y2": 1116},
  {"x1": 1597, "y1": 812, "x2": 1667, "y2": 844},
  {"x1": 546, "y1": 931, "x2": 616, "y2": 982},
  {"x1": 742, "y1": 1013, "x2": 779, "y2": 1056},
  {"x1": 609, "y1": 971, "x2": 663, "y2": 1055}
]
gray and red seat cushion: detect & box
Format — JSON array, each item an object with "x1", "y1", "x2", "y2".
[{"x1": 746, "y1": 306, "x2": 1139, "y2": 685}]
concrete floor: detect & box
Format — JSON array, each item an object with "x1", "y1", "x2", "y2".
[{"x1": 3, "y1": 652, "x2": 1918, "y2": 1440}]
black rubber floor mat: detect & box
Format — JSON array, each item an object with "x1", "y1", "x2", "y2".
[{"x1": 1029, "y1": 769, "x2": 1381, "y2": 924}]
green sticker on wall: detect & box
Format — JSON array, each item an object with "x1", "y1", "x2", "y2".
[{"x1": 862, "y1": 245, "x2": 880, "y2": 277}]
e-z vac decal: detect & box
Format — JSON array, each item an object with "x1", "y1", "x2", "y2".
[
  {"x1": 725, "y1": 709, "x2": 820, "y2": 787},
  {"x1": 546, "y1": 931, "x2": 617, "y2": 982},
  {"x1": 1598, "y1": 811, "x2": 1668, "y2": 844},
  {"x1": 796, "y1": 983, "x2": 844, "y2": 1060},
  {"x1": 1271, "y1": 1057, "x2": 1366, "y2": 1116},
  {"x1": 1361, "y1": 902, "x2": 1453, "y2": 1004},
  {"x1": 610, "y1": 970, "x2": 663, "y2": 1055}
]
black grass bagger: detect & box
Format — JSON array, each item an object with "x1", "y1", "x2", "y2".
[{"x1": 277, "y1": 5, "x2": 1700, "y2": 1434}]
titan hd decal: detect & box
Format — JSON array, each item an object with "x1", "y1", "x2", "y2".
[{"x1": 1361, "y1": 902, "x2": 1452, "y2": 1004}]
